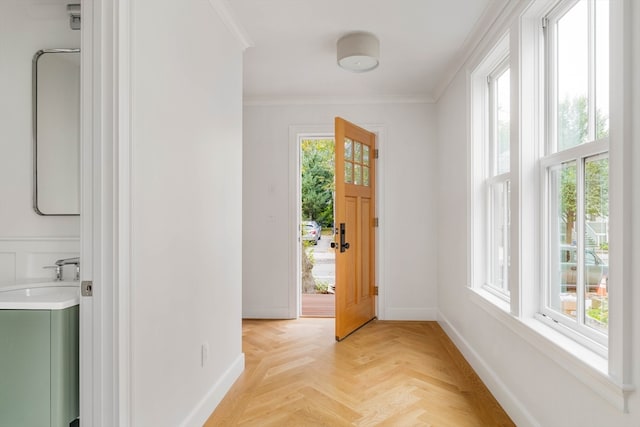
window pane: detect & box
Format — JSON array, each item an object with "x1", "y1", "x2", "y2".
[
  {"x1": 548, "y1": 162, "x2": 577, "y2": 318},
  {"x1": 363, "y1": 145, "x2": 370, "y2": 166},
  {"x1": 595, "y1": 1, "x2": 609, "y2": 139},
  {"x1": 557, "y1": 1, "x2": 589, "y2": 151},
  {"x1": 345, "y1": 161, "x2": 353, "y2": 184},
  {"x1": 345, "y1": 138, "x2": 353, "y2": 160},
  {"x1": 584, "y1": 156, "x2": 609, "y2": 334},
  {"x1": 496, "y1": 68, "x2": 510, "y2": 175},
  {"x1": 489, "y1": 180, "x2": 510, "y2": 293},
  {"x1": 363, "y1": 166, "x2": 370, "y2": 186},
  {"x1": 354, "y1": 164, "x2": 362, "y2": 185},
  {"x1": 354, "y1": 142, "x2": 362, "y2": 163}
]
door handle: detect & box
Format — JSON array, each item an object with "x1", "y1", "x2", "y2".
[
  {"x1": 330, "y1": 223, "x2": 351, "y2": 252},
  {"x1": 339, "y1": 223, "x2": 350, "y2": 252}
]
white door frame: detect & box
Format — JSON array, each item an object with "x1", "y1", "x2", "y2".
[
  {"x1": 80, "y1": 0, "x2": 131, "y2": 425},
  {"x1": 288, "y1": 124, "x2": 387, "y2": 320},
  {"x1": 293, "y1": 131, "x2": 335, "y2": 318}
]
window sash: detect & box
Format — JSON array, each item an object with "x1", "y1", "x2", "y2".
[
  {"x1": 488, "y1": 59, "x2": 510, "y2": 177},
  {"x1": 485, "y1": 173, "x2": 511, "y2": 298},
  {"x1": 540, "y1": 146, "x2": 609, "y2": 349},
  {"x1": 545, "y1": 0, "x2": 608, "y2": 155}
]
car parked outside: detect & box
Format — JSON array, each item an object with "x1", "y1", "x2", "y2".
[
  {"x1": 302, "y1": 221, "x2": 322, "y2": 245},
  {"x1": 560, "y1": 244, "x2": 608, "y2": 292}
]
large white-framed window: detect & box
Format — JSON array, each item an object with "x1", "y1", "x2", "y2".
[
  {"x1": 538, "y1": 0, "x2": 609, "y2": 353},
  {"x1": 469, "y1": 34, "x2": 511, "y2": 304}
]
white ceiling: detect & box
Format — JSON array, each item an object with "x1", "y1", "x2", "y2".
[{"x1": 229, "y1": 0, "x2": 504, "y2": 104}]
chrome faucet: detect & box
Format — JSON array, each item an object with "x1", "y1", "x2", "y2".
[
  {"x1": 43, "y1": 265, "x2": 63, "y2": 281},
  {"x1": 55, "y1": 257, "x2": 80, "y2": 281}
]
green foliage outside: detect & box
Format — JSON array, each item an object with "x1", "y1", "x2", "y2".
[
  {"x1": 301, "y1": 138, "x2": 335, "y2": 227},
  {"x1": 315, "y1": 281, "x2": 330, "y2": 294},
  {"x1": 587, "y1": 298, "x2": 608, "y2": 325},
  {"x1": 557, "y1": 96, "x2": 609, "y2": 330},
  {"x1": 587, "y1": 308, "x2": 608, "y2": 325},
  {"x1": 557, "y1": 96, "x2": 609, "y2": 244}
]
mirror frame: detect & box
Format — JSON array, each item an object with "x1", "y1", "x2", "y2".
[{"x1": 32, "y1": 48, "x2": 81, "y2": 216}]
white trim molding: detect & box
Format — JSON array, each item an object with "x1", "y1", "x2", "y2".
[
  {"x1": 206, "y1": 0, "x2": 254, "y2": 51},
  {"x1": 179, "y1": 354, "x2": 245, "y2": 427},
  {"x1": 434, "y1": 0, "x2": 526, "y2": 102},
  {"x1": 468, "y1": 288, "x2": 634, "y2": 412},
  {"x1": 116, "y1": 0, "x2": 133, "y2": 424},
  {"x1": 245, "y1": 95, "x2": 434, "y2": 107},
  {"x1": 81, "y1": 0, "x2": 130, "y2": 425},
  {"x1": 438, "y1": 311, "x2": 541, "y2": 427},
  {"x1": 385, "y1": 308, "x2": 438, "y2": 321}
]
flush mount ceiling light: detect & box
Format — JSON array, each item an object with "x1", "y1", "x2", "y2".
[{"x1": 337, "y1": 32, "x2": 379, "y2": 73}]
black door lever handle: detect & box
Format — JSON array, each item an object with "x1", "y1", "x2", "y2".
[{"x1": 339, "y1": 223, "x2": 350, "y2": 253}]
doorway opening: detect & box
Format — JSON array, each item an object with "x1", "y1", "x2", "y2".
[{"x1": 299, "y1": 136, "x2": 336, "y2": 317}]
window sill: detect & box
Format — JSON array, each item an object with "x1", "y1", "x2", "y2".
[{"x1": 468, "y1": 287, "x2": 634, "y2": 412}]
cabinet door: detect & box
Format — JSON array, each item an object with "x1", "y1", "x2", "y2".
[
  {"x1": 0, "y1": 310, "x2": 51, "y2": 427},
  {"x1": 51, "y1": 306, "x2": 79, "y2": 426}
]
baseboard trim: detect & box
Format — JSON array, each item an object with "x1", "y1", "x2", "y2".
[
  {"x1": 180, "y1": 352, "x2": 245, "y2": 427},
  {"x1": 242, "y1": 308, "x2": 295, "y2": 319},
  {"x1": 437, "y1": 311, "x2": 540, "y2": 427},
  {"x1": 384, "y1": 307, "x2": 438, "y2": 321}
]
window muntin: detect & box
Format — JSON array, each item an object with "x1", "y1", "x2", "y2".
[
  {"x1": 543, "y1": 0, "x2": 609, "y2": 346},
  {"x1": 344, "y1": 138, "x2": 370, "y2": 187}
]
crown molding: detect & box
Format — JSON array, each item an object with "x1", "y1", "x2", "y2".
[
  {"x1": 207, "y1": 0, "x2": 254, "y2": 51},
  {"x1": 432, "y1": 0, "x2": 527, "y2": 102},
  {"x1": 243, "y1": 94, "x2": 435, "y2": 107}
]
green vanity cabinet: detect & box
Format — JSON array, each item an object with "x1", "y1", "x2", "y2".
[{"x1": 0, "y1": 306, "x2": 79, "y2": 427}]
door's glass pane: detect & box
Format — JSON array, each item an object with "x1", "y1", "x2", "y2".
[
  {"x1": 354, "y1": 142, "x2": 362, "y2": 163},
  {"x1": 557, "y1": 1, "x2": 589, "y2": 151},
  {"x1": 345, "y1": 138, "x2": 353, "y2": 160},
  {"x1": 344, "y1": 161, "x2": 353, "y2": 184},
  {"x1": 363, "y1": 145, "x2": 370, "y2": 166},
  {"x1": 363, "y1": 166, "x2": 370, "y2": 186},
  {"x1": 595, "y1": 1, "x2": 609, "y2": 139},
  {"x1": 495, "y1": 68, "x2": 510, "y2": 175},
  {"x1": 548, "y1": 161, "x2": 577, "y2": 318},
  {"x1": 354, "y1": 164, "x2": 362, "y2": 185},
  {"x1": 583, "y1": 155, "x2": 609, "y2": 334}
]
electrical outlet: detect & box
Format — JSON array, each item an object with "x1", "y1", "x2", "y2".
[{"x1": 201, "y1": 342, "x2": 209, "y2": 367}]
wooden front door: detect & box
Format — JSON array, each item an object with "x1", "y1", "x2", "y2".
[{"x1": 334, "y1": 117, "x2": 376, "y2": 341}]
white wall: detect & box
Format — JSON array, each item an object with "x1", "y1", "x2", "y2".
[
  {"x1": 0, "y1": 0, "x2": 80, "y2": 285},
  {"x1": 129, "y1": 1, "x2": 244, "y2": 425},
  {"x1": 243, "y1": 102, "x2": 438, "y2": 320},
  {"x1": 435, "y1": 2, "x2": 640, "y2": 426}
]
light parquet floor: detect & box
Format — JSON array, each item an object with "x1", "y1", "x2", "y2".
[{"x1": 205, "y1": 319, "x2": 515, "y2": 427}]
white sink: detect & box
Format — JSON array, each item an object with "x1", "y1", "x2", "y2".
[{"x1": 0, "y1": 283, "x2": 80, "y2": 310}]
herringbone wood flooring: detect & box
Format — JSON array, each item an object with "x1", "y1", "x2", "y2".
[{"x1": 205, "y1": 319, "x2": 514, "y2": 427}]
